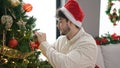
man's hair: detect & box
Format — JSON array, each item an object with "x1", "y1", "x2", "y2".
[
  {"x1": 56, "y1": 9, "x2": 68, "y2": 21},
  {"x1": 56, "y1": 9, "x2": 80, "y2": 28}
]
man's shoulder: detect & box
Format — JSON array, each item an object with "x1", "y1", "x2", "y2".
[
  {"x1": 57, "y1": 35, "x2": 66, "y2": 39},
  {"x1": 57, "y1": 35, "x2": 67, "y2": 41},
  {"x1": 77, "y1": 32, "x2": 96, "y2": 44}
]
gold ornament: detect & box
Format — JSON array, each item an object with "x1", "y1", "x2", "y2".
[
  {"x1": 17, "y1": 19, "x2": 27, "y2": 29},
  {"x1": 0, "y1": 56, "x2": 8, "y2": 64},
  {"x1": 1, "y1": 15, "x2": 13, "y2": 30},
  {"x1": 23, "y1": 59, "x2": 29, "y2": 64},
  {"x1": 3, "y1": 58, "x2": 8, "y2": 64},
  {"x1": 1, "y1": 15, "x2": 13, "y2": 24},
  {"x1": 17, "y1": 29, "x2": 21, "y2": 32},
  {"x1": 7, "y1": 29, "x2": 12, "y2": 31},
  {"x1": 9, "y1": 0, "x2": 20, "y2": 7}
]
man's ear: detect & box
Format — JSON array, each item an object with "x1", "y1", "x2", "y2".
[
  {"x1": 67, "y1": 21, "x2": 71, "y2": 26},
  {"x1": 68, "y1": 21, "x2": 74, "y2": 26},
  {"x1": 67, "y1": 20, "x2": 72, "y2": 24},
  {"x1": 68, "y1": 21, "x2": 78, "y2": 28}
]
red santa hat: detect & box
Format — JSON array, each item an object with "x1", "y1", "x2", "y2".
[{"x1": 59, "y1": 0, "x2": 84, "y2": 28}]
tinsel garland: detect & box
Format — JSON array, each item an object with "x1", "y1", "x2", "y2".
[{"x1": 0, "y1": 45, "x2": 34, "y2": 59}]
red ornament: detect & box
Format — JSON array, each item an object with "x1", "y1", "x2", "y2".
[
  {"x1": 8, "y1": 38, "x2": 18, "y2": 48},
  {"x1": 35, "y1": 41, "x2": 40, "y2": 48},
  {"x1": 30, "y1": 41, "x2": 40, "y2": 50},
  {"x1": 23, "y1": 3, "x2": 32, "y2": 12}
]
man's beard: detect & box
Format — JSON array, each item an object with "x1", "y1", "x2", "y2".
[{"x1": 60, "y1": 24, "x2": 70, "y2": 35}]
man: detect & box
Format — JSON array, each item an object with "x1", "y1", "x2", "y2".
[{"x1": 35, "y1": 0, "x2": 98, "y2": 68}]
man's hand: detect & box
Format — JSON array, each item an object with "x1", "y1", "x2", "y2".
[
  {"x1": 34, "y1": 32, "x2": 47, "y2": 56},
  {"x1": 34, "y1": 32, "x2": 46, "y2": 43}
]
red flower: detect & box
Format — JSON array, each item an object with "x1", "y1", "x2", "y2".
[
  {"x1": 95, "y1": 39, "x2": 101, "y2": 45},
  {"x1": 101, "y1": 37, "x2": 108, "y2": 43},
  {"x1": 111, "y1": 33, "x2": 119, "y2": 40},
  {"x1": 117, "y1": 36, "x2": 120, "y2": 39}
]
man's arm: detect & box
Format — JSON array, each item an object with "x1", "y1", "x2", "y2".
[{"x1": 40, "y1": 41, "x2": 97, "y2": 68}]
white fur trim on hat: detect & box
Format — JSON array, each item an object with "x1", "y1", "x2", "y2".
[{"x1": 60, "y1": 7, "x2": 82, "y2": 28}]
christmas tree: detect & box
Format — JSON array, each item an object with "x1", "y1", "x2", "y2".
[{"x1": 0, "y1": 0, "x2": 52, "y2": 68}]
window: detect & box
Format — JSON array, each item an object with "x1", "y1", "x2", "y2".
[
  {"x1": 100, "y1": 0, "x2": 120, "y2": 36},
  {"x1": 24, "y1": 0, "x2": 56, "y2": 60},
  {"x1": 24, "y1": 0, "x2": 56, "y2": 44}
]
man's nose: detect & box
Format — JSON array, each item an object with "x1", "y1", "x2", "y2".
[{"x1": 56, "y1": 23, "x2": 60, "y2": 29}]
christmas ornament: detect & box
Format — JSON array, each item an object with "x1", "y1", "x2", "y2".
[
  {"x1": 17, "y1": 29, "x2": 21, "y2": 32},
  {"x1": 29, "y1": 41, "x2": 35, "y2": 50},
  {"x1": 23, "y1": 59, "x2": 29, "y2": 64},
  {"x1": 16, "y1": 19, "x2": 27, "y2": 29},
  {"x1": 30, "y1": 41, "x2": 39, "y2": 50},
  {"x1": 22, "y1": 3, "x2": 33, "y2": 12},
  {"x1": 8, "y1": 38, "x2": 18, "y2": 48},
  {"x1": 23, "y1": 31, "x2": 26, "y2": 37},
  {"x1": 9, "y1": 0, "x2": 20, "y2": 7},
  {"x1": 1, "y1": 15, "x2": 13, "y2": 24},
  {"x1": 0, "y1": 57, "x2": 8, "y2": 64},
  {"x1": 106, "y1": 0, "x2": 120, "y2": 26},
  {"x1": 1, "y1": 15, "x2": 13, "y2": 30},
  {"x1": 35, "y1": 41, "x2": 40, "y2": 48}
]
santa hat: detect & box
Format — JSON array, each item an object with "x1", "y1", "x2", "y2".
[{"x1": 59, "y1": 0, "x2": 84, "y2": 28}]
